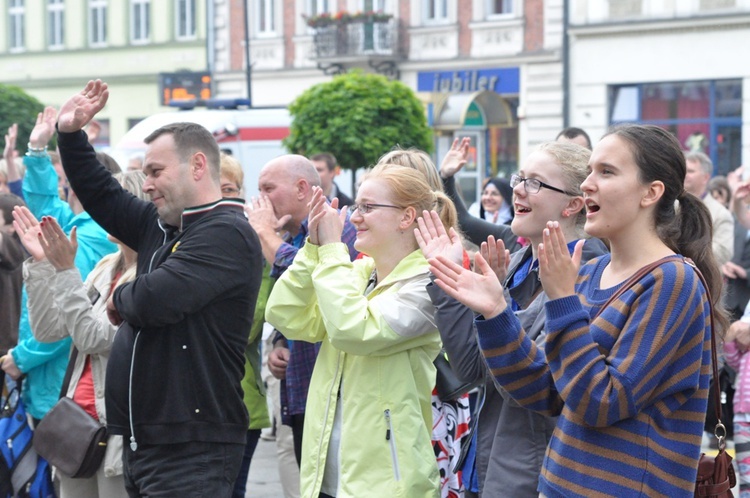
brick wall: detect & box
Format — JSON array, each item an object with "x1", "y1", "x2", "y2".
[
  {"x1": 458, "y1": 0, "x2": 472, "y2": 56},
  {"x1": 524, "y1": 0, "x2": 545, "y2": 52},
  {"x1": 399, "y1": 0, "x2": 410, "y2": 57},
  {"x1": 229, "y1": 0, "x2": 245, "y2": 70},
  {"x1": 284, "y1": 0, "x2": 296, "y2": 66}
]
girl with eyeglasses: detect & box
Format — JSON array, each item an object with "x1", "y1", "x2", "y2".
[
  {"x1": 417, "y1": 141, "x2": 607, "y2": 497},
  {"x1": 266, "y1": 164, "x2": 457, "y2": 498},
  {"x1": 429, "y1": 125, "x2": 726, "y2": 497}
]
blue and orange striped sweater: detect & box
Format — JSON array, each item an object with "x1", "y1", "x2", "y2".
[{"x1": 476, "y1": 254, "x2": 712, "y2": 497}]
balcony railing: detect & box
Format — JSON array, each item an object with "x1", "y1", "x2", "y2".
[{"x1": 311, "y1": 19, "x2": 402, "y2": 60}]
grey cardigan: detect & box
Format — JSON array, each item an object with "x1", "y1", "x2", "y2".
[{"x1": 427, "y1": 238, "x2": 608, "y2": 497}]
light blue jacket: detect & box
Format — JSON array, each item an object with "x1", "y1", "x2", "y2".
[{"x1": 11, "y1": 154, "x2": 115, "y2": 419}]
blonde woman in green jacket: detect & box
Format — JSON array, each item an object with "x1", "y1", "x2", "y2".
[{"x1": 266, "y1": 164, "x2": 457, "y2": 498}]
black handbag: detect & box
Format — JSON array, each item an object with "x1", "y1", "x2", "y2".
[
  {"x1": 434, "y1": 350, "x2": 483, "y2": 402},
  {"x1": 32, "y1": 348, "x2": 108, "y2": 479}
]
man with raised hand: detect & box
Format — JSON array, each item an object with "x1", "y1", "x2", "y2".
[{"x1": 56, "y1": 80, "x2": 263, "y2": 497}]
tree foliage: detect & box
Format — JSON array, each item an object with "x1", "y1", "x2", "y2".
[
  {"x1": 283, "y1": 71, "x2": 433, "y2": 172},
  {"x1": 0, "y1": 84, "x2": 46, "y2": 153}
]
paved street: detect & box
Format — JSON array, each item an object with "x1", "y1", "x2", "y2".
[
  {"x1": 245, "y1": 437, "x2": 284, "y2": 498},
  {"x1": 243, "y1": 432, "x2": 738, "y2": 497}
]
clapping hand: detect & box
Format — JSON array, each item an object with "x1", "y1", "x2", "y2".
[
  {"x1": 12, "y1": 206, "x2": 45, "y2": 261},
  {"x1": 58, "y1": 80, "x2": 109, "y2": 133},
  {"x1": 308, "y1": 186, "x2": 346, "y2": 246},
  {"x1": 415, "y1": 210, "x2": 462, "y2": 264},
  {"x1": 38, "y1": 216, "x2": 77, "y2": 271},
  {"x1": 429, "y1": 252, "x2": 508, "y2": 319},
  {"x1": 537, "y1": 221, "x2": 583, "y2": 300},
  {"x1": 479, "y1": 235, "x2": 509, "y2": 283}
]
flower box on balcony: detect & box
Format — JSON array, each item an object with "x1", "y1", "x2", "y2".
[{"x1": 303, "y1": 11, "x2": 393, "y2": 29}]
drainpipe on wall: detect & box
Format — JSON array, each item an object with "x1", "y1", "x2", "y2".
[{"x1": 243, "y1": 0, "x2": 253, "y2": 106}]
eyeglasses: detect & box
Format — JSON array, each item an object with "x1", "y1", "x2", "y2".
[
  {"x1": 510, "y1": 174, "x2": 575, "y2": 196},
  {"x1": 352, "y1": 203, "x2": 402, "y2": 215},
  {"x1": 221, "y1": 186, "x2": 241, "y2": 197}
]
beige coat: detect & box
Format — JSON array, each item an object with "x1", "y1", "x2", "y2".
[
  {"x1": 704, "y1": 192, "x2": 735, "y2": 268},
  {"x1": 25, "y1": 253, "x2": 134, "y2": 478}
]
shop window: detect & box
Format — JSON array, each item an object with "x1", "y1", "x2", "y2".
[
  {"x1": 715, "y1": 80, "x2": 742, "y2": 117},
  {"x1": 608, "y1": 0, "x2": 641, "y2": 19},
  {"x1": 640, "y1": 82, "x2": 710, "y2": 121},
  {"x1": 610, "y1": 86, "x2": 639, "y2": 122},
  {"x1": 609, "y1": 79, "x2": 742, "y2": 176}
]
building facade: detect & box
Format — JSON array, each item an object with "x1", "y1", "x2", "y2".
[
  {"x1": 568, "y1": 0, "x2": 750, "y2": 174},
  {"x1": 212, "y1": 0, "x2": 566, "y2": 201},
  {"x1": 0, "y1": 0, "x2": 208, "y2": 146}
]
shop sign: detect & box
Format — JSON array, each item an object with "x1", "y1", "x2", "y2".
[{"x1": 417, "y1": 68, "x2": 519, "y2": 94}]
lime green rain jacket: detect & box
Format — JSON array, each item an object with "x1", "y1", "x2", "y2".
[{"x1": 266, "y1": 242, "x2": 441, "y2": 498}]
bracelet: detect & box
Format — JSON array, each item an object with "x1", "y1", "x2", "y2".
[{"x1": 26, "y1": 143, "x2": 48, "y2": 157}]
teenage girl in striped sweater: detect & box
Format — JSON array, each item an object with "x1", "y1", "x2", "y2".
[{"x1": 429, "y1": 124, "x2": 727, "y2": 497}]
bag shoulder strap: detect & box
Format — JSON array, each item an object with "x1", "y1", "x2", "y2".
[
  {"x1": 592, "y1": 255, "x2": 722, "y2": 443},
  {"x1": 593, "y1": 255, "x2": 682, "y2": 320},
  {"x1": 59, "y1": 346, "x2": 78, "y2": 399}
]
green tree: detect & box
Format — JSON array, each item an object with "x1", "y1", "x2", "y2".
[
  {"x1": 283, "y1": 72, "x2": 433, "y2": 177},
  {"x1": 0, "y1": 84, "x2": 46, "y2": 153}
]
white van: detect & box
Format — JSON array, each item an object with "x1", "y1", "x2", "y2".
[{"x1": 113, "y1": 106, "x2": 290, "y2": 198}]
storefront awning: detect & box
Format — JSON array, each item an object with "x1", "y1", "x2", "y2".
[{"x1": 431, "y1": 91, "x2": 515, "y2": 130}]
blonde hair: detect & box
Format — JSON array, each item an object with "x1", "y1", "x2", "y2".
[
  {"x1": 532, "y1": 141, "x2": 591, "y2": 228},
  {"x1": 113, "y1": 171, "x2": 149, "y2": 202},
  {"x1": 376, "y1": 147, "x2": 443, "y2": 192},
  {"x1": 220, "y1": 153, "x2": 244, "y2": 188},
  {"x1": 363, "y1": 164, "x2": 457, "y2": 232}
]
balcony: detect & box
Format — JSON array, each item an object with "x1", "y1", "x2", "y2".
[{"x1": 309, "y1": 18, "x2": 403, "y2": 77}]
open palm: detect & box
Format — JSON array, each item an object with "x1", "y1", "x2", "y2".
[{"x1": 58, "y1": 80, "x2": 109, "y2": 133}]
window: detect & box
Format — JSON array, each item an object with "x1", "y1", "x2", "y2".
[
  {"x1": 257, "y1": 0, "x2": 275, "y2": 35},
  {"x1": 424, "y1": 0, "x2": 448, "y2": 21},
  {"x1": 176, "y1": 0, "x2": 196, "y2": 39},
  {"x1": 131, "y1": 0, "x2": 150, "y2": 43},
  {"x1": 9, "y1": 0, "x2": 24, "y2": 51},
  {"x1": 48, "y1": 0, "x2": 64, "y2": 49},
  {"x1": 89, "y1": 0, "x2": 107, "y2": 46},
  {"x1": 487, "y1": 0, "x2": 512, "y2": 17},
  {"x1": 609, "y1": 80, "x2": 742, "y2": 175},
  {"x1": 308, "y1": 0, "x2": 330, "y2": 18}
]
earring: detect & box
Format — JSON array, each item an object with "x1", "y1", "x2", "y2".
[{"x1": 562, "y1": 210, "x2": 569, "y2": 217}]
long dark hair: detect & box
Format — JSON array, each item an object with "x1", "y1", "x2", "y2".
[{"x1": 607, "y1": 124, "x2": 728, "y2": 335}]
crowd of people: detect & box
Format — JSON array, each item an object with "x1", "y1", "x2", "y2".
[{"x1": 0, "y1": 80, "x2": 743, "y2": 498}]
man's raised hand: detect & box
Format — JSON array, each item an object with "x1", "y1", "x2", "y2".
[{"x1": 58, "y1": 80, "x2": 109, "y2": 133}]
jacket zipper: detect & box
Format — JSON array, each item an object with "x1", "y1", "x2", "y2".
[
  {"x1": 310, "y1": 350, "x2": 342, "y2": 498},
  {"x1": 129, "y1": 222, "x2": 168, "y2": 452},
  {"x1": 384, "y1": 409, "x2": 401, "y2": 481}
]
